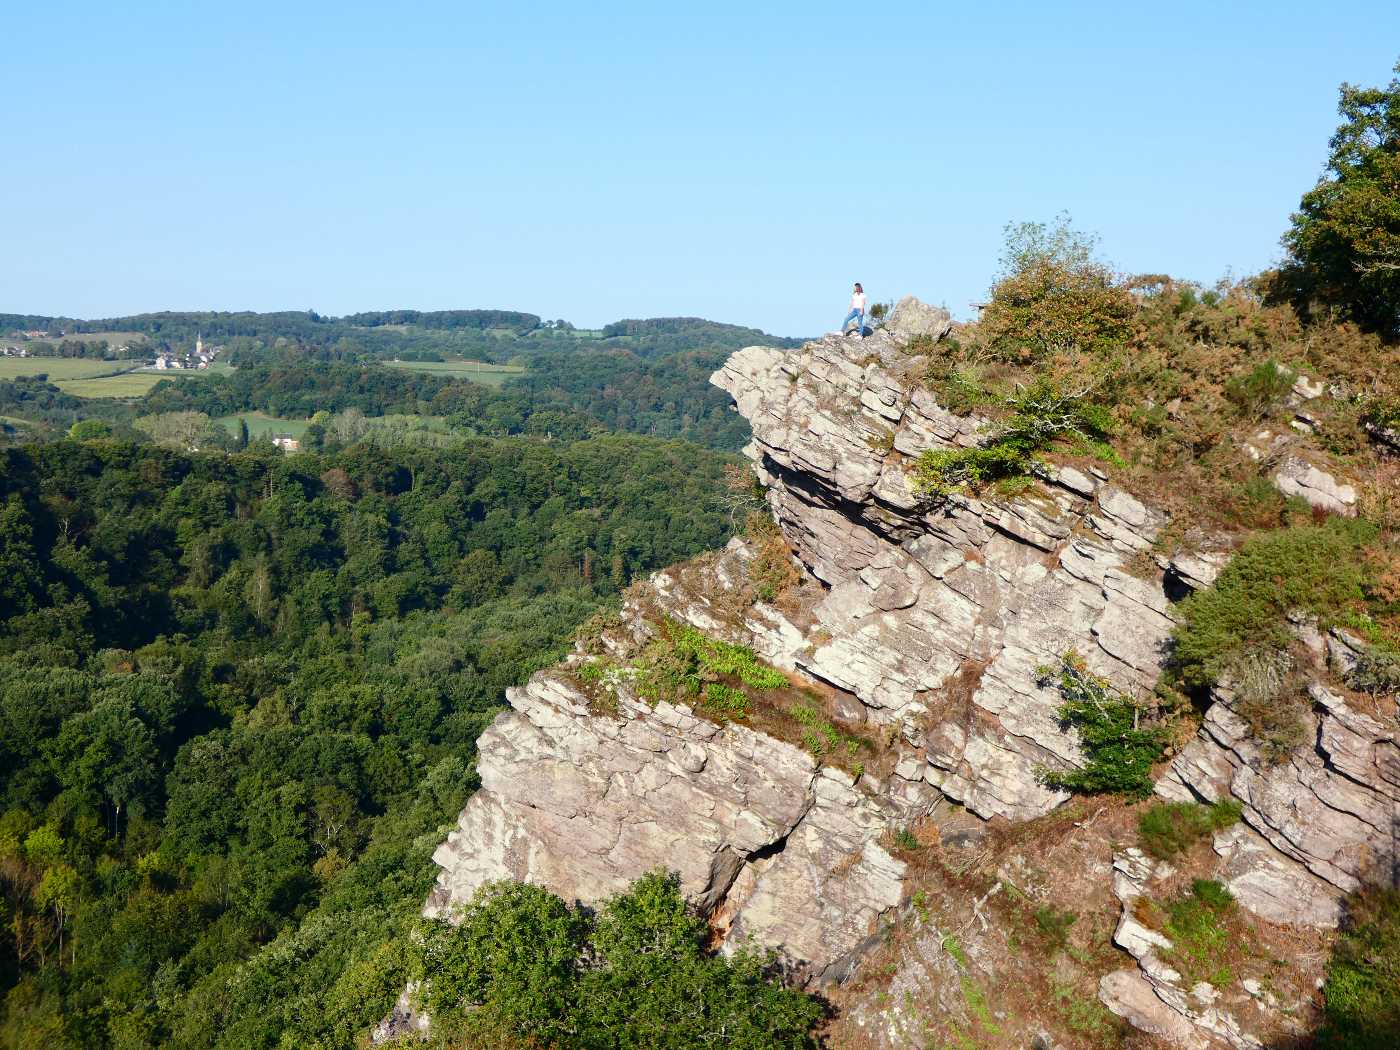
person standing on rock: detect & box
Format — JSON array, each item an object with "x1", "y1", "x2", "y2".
[{"x1": 841, "y1": 282, "x2": 867, "y2": 338}]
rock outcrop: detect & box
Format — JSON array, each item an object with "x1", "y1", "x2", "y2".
[
  {"x1": 1157, "y1": 679, "x2": 1400, "y2": 926},
  {"x1": 424, "y1": 665, "x2": 915, "y2": 984},
  {"x1": 712, "y1": 318, "x2": 1180, "y2": 821},
  {"x1": 1099, "y1": 849, "x2": 1264, "y2": 1050}
]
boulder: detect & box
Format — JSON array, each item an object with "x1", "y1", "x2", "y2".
[
  {"x1": 883, "y1": 295, "x2": 953, "y2": 347},
  {"x1": 1272, "y1": 456, "x2": 1357, "y2": 516}
]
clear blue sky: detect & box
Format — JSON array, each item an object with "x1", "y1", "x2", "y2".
[{"x1": 4, "y1": 1, "x2": 1398, "y2": 335}]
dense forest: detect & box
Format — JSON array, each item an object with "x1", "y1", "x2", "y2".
[{"x1": 0, "y1": 435, "x2": 743, "y2": 1047}]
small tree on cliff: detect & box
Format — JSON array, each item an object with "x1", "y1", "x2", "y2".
[
  {"x1": 1279, "y1": 60, "x2": 1400, "y2": 341},
  {"x1": 978, "y1": 213, "x2": 1137, "y2": 363}
]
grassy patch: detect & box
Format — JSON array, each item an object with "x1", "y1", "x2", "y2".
[
  {"x1": 1052, "y1": 981, "x2": 1123, "y2": 1043},
  {"x1": 1137, "y1": 800, "x2": 1243, "y2": 860},
  {"x1": 584, "y1": 618, "x2": 876, "y2": 774},
  {"x1": 1033, "y1": 905, "x2": 1078, "y2": 951},
  {"x1": 941, "y1": 933, "x2": 968, "y2": 968},
  {"x1": 0, "y1": 357, "x2": 130, "y2": 381},
  {"x1": 1157, "y1": 880, "x2": 1240, "y2": 988},
  {"x1": 384, "y1": 357, "x2": 525, "y2": 387},
  {"x1": 959, "y1": 977, "x2": 1001, "y2": 1035},
  {"x1": 789, "y1": 702, "x2": 865, "y2": 770},
  {"x1": 1319, "y1": 886, "x2": 1400, "y2": 1050}
]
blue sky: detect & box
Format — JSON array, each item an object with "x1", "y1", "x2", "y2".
[{"x1": 4, "y1": 1, "x2": 1398, "y2": 335}]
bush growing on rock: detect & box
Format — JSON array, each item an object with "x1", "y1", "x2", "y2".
[
  {"x1": 1036, "y1": 654, "x2": 1169, "y2": 798},
  {"x1": 1172, "y1": 518, "x2": 1378, "y2": 689},
  {"x1": 912, "y1": 379, "x2": 1114, "y2": 498},
  {"x1": 1223, "y1": 359, "x2": 1296, "y2": 418},
  {"x1": 1319, "y1": 886, "x2": 1400, "y2": 1050},
  {"x1": 978, "y1": 215, "x2": 1136, "y2": 363}
]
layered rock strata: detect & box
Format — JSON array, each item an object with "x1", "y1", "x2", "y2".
[
  {"x1": 418, "y1": 300, "x2": 1396, "y2": 1048},
  {"x1": 712, "y1": 322, "x2": 1185, "y2": 821},
  {"x1": 425, "y1": 301, "x2": 1196, "y2": 983},
  {"x1": 423, "y1": 667, "x2": 912, "y2": 984},
  {"x1": 1157, "y1": 678, "x2": 1400, "y2": 926}
]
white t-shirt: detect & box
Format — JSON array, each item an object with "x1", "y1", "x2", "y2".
[{"x1": 851, "y1": 291, "x2": 867, "y2": 311}]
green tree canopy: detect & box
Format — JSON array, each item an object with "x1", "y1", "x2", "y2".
[{"x1": 1281, "y1": 60, "x2": 1400, "y2": 339}]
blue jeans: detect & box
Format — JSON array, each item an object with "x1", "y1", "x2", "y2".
[{"x1": 842, "y1": 308, "x2": 863, "y2": 334}]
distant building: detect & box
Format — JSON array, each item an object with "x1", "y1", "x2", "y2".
[{"x1": 271, "y1": 435, "x2": 300, "y2": 452}]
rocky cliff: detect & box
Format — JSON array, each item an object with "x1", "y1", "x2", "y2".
[{"x1": 416, "y1": 299, "x2": 1398, "y2": 1049}]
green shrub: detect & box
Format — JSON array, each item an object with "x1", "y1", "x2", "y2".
[
  {"x1": 978, "y1": 215, "x2": 1137, "y2": 363},
  {"x1": 1138, "y1": 800, "x2": 1243, "y2": 860},
  {"x1": 1348, "y1": 644, "x2": 1400, "y2": 697},
  {"x1": 416, "y1": 872, "x2": 823, "y2": 1049},
  {"x1": 634, "y1": 620, "x2": 786, "y2": 705},
  {"x1": 703, "y1": 682, "x2": 751, "y2": 717},
  {"x1": 891, "y1": 827, "x2": 921, "y2": 851},
  {"x1": 1319, "y1": 887, "x2": 1400, "y2": 1050},
  {"x1": 788, "y1": 701, "x2": 863, "y2": 765},
  {"x1": 1036, "y1": 654, "x2": 1169, "y2": 798},
  {"x1": 1224, "y1": 359, "x2": 1296, "y2": 418},
  {"x1": 913, "y1": 379, "x2": 1114, "y2": 498},
  {"x1": 1361, "y1": 397, "x2": 1400, "y2": 432},
  {"x1": 1173, "y1": 519, "x2": 1377, "y2": 689}
]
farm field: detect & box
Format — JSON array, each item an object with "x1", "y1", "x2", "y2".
[
  {"x1": 57, "y1": 362, "x2": 233, "y2": 398},
  {"x1": 384, "y1": 357, "x2": 525, "y2": 387},
  {"x1": 215, "y1": 412, "x2": 310, "y2": 438},
  {"x1": 0, "y1": 357, "x2": 131, "y2": 381},
  {"x1": 57, "y1": 330, "x2": 148, "y2": 347}
]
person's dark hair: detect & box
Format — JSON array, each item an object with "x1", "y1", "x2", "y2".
[{"x1": 854, "y1": 282, "x2": 863, "y2": 292}]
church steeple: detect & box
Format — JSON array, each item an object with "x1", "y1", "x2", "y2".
[{"x1": 196, "y1": 331, "x2": 203, "y2": 356}]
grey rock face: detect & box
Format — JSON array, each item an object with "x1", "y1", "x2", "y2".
[
  {"x1": 1157, "y1": 683, "x2": 1400, "y2": 925},
  {"x1": 713, "y1": 334, "x2": 1182, "y2": 821},
  {"x1": 424, "y1": 669, "x2": 908, "y2": 985}
]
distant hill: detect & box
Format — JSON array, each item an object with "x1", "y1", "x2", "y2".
[{"x1": 2, "y1": 308, "x2": 800, "y2": 359}]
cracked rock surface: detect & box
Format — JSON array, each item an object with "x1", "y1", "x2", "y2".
[
  {"x1": 1157, "y1": 678, "x2": 1400, "y2": 923},
  {"x1": 423, "y1": 669, "x2": 907, "y2": 984},
  {"x1": 712, "y1": 319, "x2": 1182, "y2": 821}
]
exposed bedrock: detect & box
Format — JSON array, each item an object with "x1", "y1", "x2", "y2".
[
  {"x1": 423, "y1": 668, "x2": 918, "y2": 985},
  {"x1": 1157, "y1": 677, "x2": 1400, "y2": 926},
  {"x1": 712, "y1": 317, "x2": 1186, "y2": 822}
]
